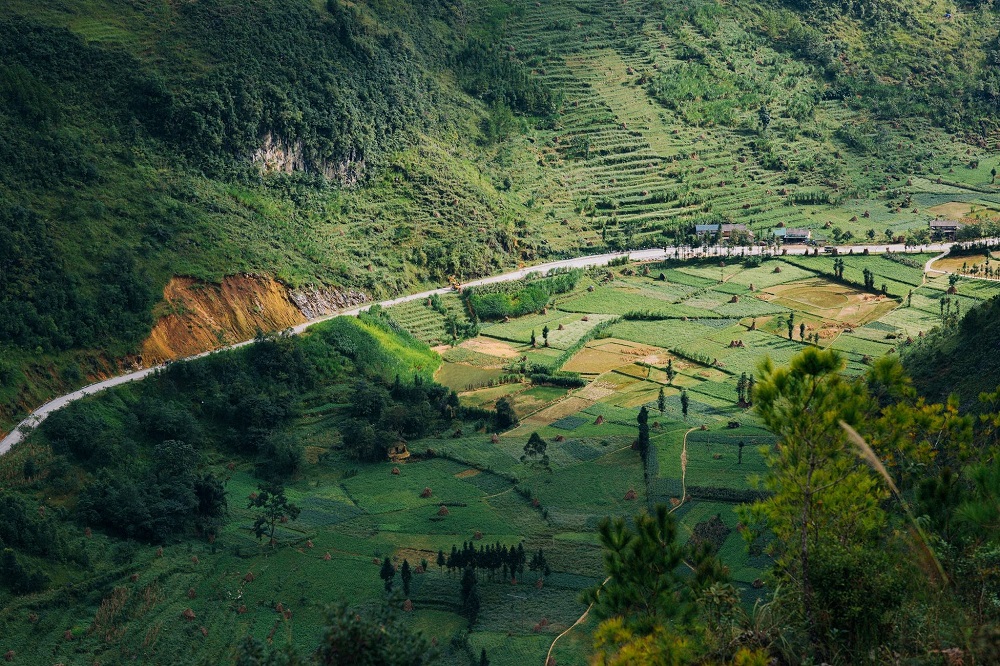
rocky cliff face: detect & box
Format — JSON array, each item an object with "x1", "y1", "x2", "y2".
[
  {"x1": 251, "y1": 132, "x2": 365, "y2": 185},
  {"x1": 289, "y1": 286, "x2": 369, "y2": 319}
]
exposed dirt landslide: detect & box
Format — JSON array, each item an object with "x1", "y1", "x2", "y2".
[{"x1": 140, "y1": 275, "x2": 367, "y2": 364}]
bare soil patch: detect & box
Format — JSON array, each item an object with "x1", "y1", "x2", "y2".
[
  {"x1": 766, "y1": 278, "x2": 895, "y2": 326},
  {"x1": 931, "y1": 253, "x2": 991, "y2": 272},
  {"x1": 459, "y1": 337, "x2": 522, "y2": 358}
]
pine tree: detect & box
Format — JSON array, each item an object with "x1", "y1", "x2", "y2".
[
  {"x1": 637, "y1": 406, "x2": 650, "y2": 457},
  {"x1": 401, "y1": 559, "x2": 412, "y2": 597},
  {"x1": 542, "y1": 325, "x2": 550, "y2": 347},
  {"x1": 680, "y1": 390, "x2": 689, "y2": 419},
  {"x1": 460, "y1": 566, "x2": 480, "y2": 622},
  {"x1": 380, "y1": 557, "x2": 396, "y2": 592},
  {"x1": 658, "y1": 387, "x2": 666, "y2": 414}
]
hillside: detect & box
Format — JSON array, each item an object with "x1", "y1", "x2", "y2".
[
  {"x1": 4, "y1": 0, "x2": 1000, "y2": 432},
  {"x1": 904, "y1": 292, "x2": 1000, "y2": 408}
]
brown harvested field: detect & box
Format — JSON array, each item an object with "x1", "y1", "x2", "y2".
[
  {"x1": 930, "y1": 254, "x2": 991, "y2": 272},
  {"x1": 515, "y1": 396, "x2": 595, "y2": 429},
  {"x1": 766, "y1": 278, "x2": 897, "y2": 325},
  {"x1": 454, "y1": 469, "x2": 480, "y2": 479},
  {"x1": 458, "y1": 336, "x2": 523, "y2": 358},
  {"x1": 690, "y1": 368, "x2": 728, "y2": 382},
  {"x1": 928, "y1": 201, "x2": 1000, "y2": 220},
  {"x1": 575, "y1": 380, "x2": 619, "y2": 401},
  {"x1": 562, "y1": 338, "x2": 672, "y2": 375}
]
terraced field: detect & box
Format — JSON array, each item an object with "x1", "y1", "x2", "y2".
[
  {"x1": 402, "y1": 252, "x2": 1000, "y2": 663},
  {"x1": 497, "y1": 0, "x2": 1000, "y2": 256}
]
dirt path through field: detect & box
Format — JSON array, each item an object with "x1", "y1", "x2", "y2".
[
  {"x1": 544, "y1": 575, "x2": 611, "y2": 666},
  {"x1": 671, "y1": 427, "x2": 698, "y2": 514},
  {"x1": 543, "y1": 425, "x2": 698, "y2": 664}
]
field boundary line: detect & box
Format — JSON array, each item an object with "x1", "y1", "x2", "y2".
[
  {"x1": 670, "y1": 427, "x2": 698, "y2": 515},
  {"x1": 545, "y1": 575, "x2": 611, "y2": 666}
]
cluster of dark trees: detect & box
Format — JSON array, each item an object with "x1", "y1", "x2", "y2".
[
  {"x1": 340, "y1": 373, "x2": 459, "y2": 462},
  {"x1": 436, "y1": 541, "x2": 548, "y2": 582},
  {"x1": 0, "y1": 492, "x2": 89, "y2": 595},
  {"x1": 452, "y1": 39, "x2": 556, "y2": 118},
  {"x1": 464, "y1": 269, "x2": 582, "y2": 321}
]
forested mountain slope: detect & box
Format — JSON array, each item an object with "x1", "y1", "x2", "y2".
[
  {"x1": 905, "y1": 294, "x2": 1000, "y2": 409},
  {"x1": 3, "y1": 0, "x2": 1000, "y2": 432},
  {"x1": 0, "y1": 0, "x2": 556, "y2": 427}
]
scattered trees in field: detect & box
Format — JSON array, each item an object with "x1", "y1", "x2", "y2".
[
  {"x1": 249, "y1": 483, "x2": 301, "y2": 547},
  {"x1": 521, "y1": 432, "x2": 550, "y2": 468}
]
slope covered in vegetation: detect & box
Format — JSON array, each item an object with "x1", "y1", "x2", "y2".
[
  {"x1": 4, "y1": 0, "x2": 1000, "y2": 432},
  {"x1": 904, "y1": 293, "x2": 1000, "y2": 409}
]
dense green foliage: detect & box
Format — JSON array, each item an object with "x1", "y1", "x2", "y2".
[
  {"x1": 904, "y1": 295, "x2": 1000, "y2": 408},
  {"x1": 0, "y1": 205, "x2": 156, "y2": 354},
  {"x1": 465, "y1": 269, "x2": 582, "y2": 321},
  {"x1": 0, "y1": 0, "x2": 562, "y2": 430},
  {"x1": 236, "y1": 604, "x2": 435, "y2": 665},
  {"x1": 30, "y1": 313, "x2": 453, "y2": 546}
]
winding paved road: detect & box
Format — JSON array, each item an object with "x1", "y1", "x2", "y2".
[{"x1": 1, "y1": 238, "x2": 994, "y2": 456}]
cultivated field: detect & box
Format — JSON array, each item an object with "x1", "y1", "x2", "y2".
[{"x1": 401, "y1": 251, "x2": 1000, "y2": 664}]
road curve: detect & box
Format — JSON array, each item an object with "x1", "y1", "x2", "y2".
[{"x1": 1, "y1": 238, "x2": 994, "y2": 456}]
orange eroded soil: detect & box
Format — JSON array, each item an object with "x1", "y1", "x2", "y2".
[{"x1": 141, "y1": 275, "x2": 307, "y2": 364}]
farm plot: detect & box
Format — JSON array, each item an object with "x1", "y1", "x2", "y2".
[
  {"x1": 388, "y1": 295, "x2": 473, "y2": 346},
  {"x1": 521, "y1": 448, "x2": 647, "y2": 529},
  {"x1": 613, "y1": 274, "x2": 703, "y2": 301},
  {"x1": 830, "y1": 334, "x2": 897, "y2": 358},
  {"x1": 510, "y1": 385, "x2": 570, "y2": 418},
  {"x1": 481, "y1": 311, "x2": 618, "y2": 349},
  {"x1": 459, "y1": 382, "x2": 529, "y2": 408},
  {"x1": 561, "y1": 338, "x2": 673, "y2": 375},
  {"x1": 454, "y1": 336, "x2": 523, "y2": 360},
  {"x1": 606, "y1": 318, "x2": 721, "y2": 348},
  {"x1": 724, "y1": 261, "x2": 818, "y2": 289},
  {"x1": 558, "y1": 287, "x2": 716, "y2": 317},
  {"x1": 764, "y1": 277, "x2": 898, "y2": 325},
  {"x1": 434, "y1": 362, "x2": 508, "y2": 392},
  {"x1": 659, "y1": 268, "x2": 719, "y2": 287}
]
